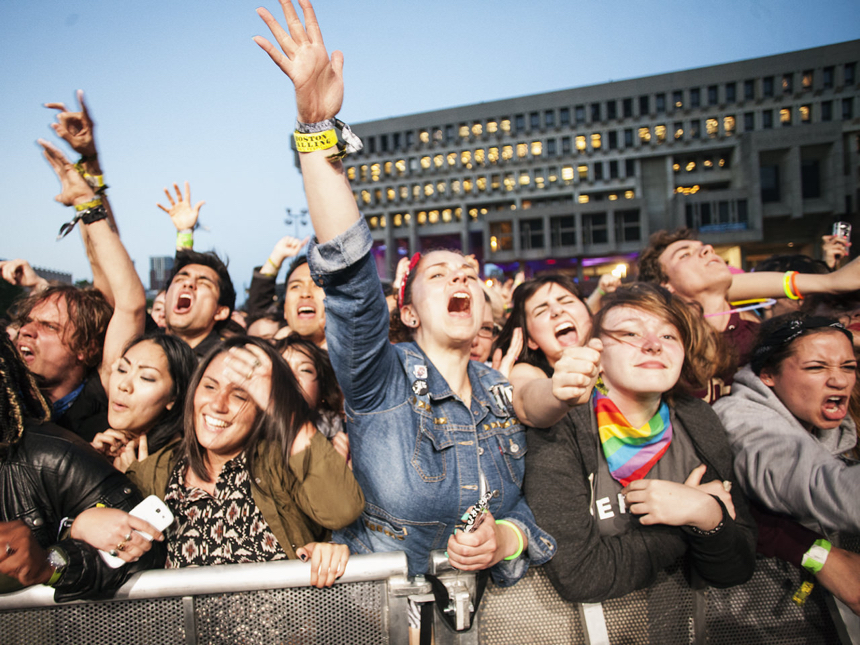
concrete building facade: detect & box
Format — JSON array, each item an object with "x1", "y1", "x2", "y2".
[{"x1": 338, "y1": 41, "x2": 860, "y2": 283}]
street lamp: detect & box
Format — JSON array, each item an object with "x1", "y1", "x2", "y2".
[{"x1": 284, "y1": 207, "x2": 309, "y2": 238}]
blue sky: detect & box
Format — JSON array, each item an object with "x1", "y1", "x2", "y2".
[{"x1": 1, "y1": 1, "x2": 858, "y2": 304}]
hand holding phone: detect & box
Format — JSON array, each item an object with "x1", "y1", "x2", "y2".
[{"x1": 99, "y1": 496, "x2": 174, "y2": 568}]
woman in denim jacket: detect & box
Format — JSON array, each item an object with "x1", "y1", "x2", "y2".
[{"x1": 254, "y1": 0, "x2": 555, "y2": 584}]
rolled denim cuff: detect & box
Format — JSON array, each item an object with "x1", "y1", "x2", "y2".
[
  {"x1": 308, "y1": 216, "x2": 373, "y2": 286},
  {"x1": 490, "y1": 513, "x2": 557, "y2": 587}
]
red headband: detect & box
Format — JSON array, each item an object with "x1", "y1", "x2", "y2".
[{"x1": 398, "y1": 252, "x2": 422, "y2": 308}]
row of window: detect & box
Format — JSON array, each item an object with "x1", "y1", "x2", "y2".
[
  {"x1": 347, "y1": 99, "x2": 854, "y2": 185},
  {"x1": 356, "y1": 62, "x2": 857, "y2": 156},
  {"x1": 354, "y1": 163, "x2": 640, "y2": 207},
  {"x1": 489, "y1": 210, "x2": 642, "y2": 252}
]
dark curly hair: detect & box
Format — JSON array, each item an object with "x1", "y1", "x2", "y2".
[{"x1": 0, "y1": 333, "x2": 51, "y2": 458}]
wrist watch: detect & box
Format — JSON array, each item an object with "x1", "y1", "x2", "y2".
[{"x1": 45, "y1": 545, "x2": 69, "y2": 587}]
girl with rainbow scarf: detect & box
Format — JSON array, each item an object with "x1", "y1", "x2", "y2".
[{"x1": 524, "y1": 283, "x2": 757, "y2": 602}]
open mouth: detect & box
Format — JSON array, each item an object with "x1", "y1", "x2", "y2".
[
  {"x1": 203, "y1": 414, "x2": 230, "y2": 430},
  {"x1": 554, "y1": 322, "x2": 578, "y2": 347},
  {"x1": 448, "y1": 292, "x2": 471, "y2": 315},
  {"x1": 297, "y1": 305, "x2": 316, "y2": 319},
  {"x1": 175, "y1": 293, "x2": 193, "y2": 314},
  {"x1": 822, "y1": 396, "x2": 847, "y2": 421},
  {"x1": 17, "y1": 343, "x2": 34, "y2": 362}
]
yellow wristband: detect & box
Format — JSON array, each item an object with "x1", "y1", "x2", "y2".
[
  {"x1": 783, "y1": 271, "x2": 800, "y2": 300},
  {"x1": 74, "y1": 196, "x2": 103, "y2": 212},
  {"x1": 294, "y1": 129, "x2": 338, "y2": 153}
]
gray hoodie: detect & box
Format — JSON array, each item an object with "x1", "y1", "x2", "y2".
[{"x1": 713, "y1": 365, "x2": 859, "y2": 535}]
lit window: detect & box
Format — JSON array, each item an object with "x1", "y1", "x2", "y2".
[
  {"x1": 548, "y1": 167, "x2": 558, "y2": 183},
  {"x1": 531, "y1": 141, "x2": 543, "y2": 156},
  {"x1": 673, "y1": 163, "x2": 680, "y2": 172},
  {"x1": 686, "y1": 161, "x2": 696, "y2": 172},
  {"x1": 384, "y1": 161, "x2": 392, "y2": 175},
  {"x1": 412, "y1": 184, "x2": 421, "y2": 199},
  {"x1": 433, "y1": 129, "x2": 443, "y2": 142},
  {"x1": 459, "y1": 125, "x2": 470, "y2": 138},
  {"x1": 535, "y1": 176, "x2": 545, "y2": 188},
  {"x1": 451, "y1": 180, "x2": 461, "y2": 194},
  {"x1": 463, "y1": 178, "x2": 473, "y2": 192},
  {"x1": 517, "y1": 143, "x2": 528, "y2": 158},
  {"x1": 393, "y1": 213, "x2": 402, "y2": 227},
  {"x1": 591, "y1": 133, "x2": 602, "y2": 149},
  {"x1": 577, "y1": 164, "x2": 588, "y2": 180},
  {"x1": 447, "y1": 152, "x2": 457, "y2": 166},
  {"x1": 472, "y1": 123, "x2": 483, "y2": 136},
  {"x1": 780, "y1": 107, "x2": 792, "y2": 126},
  {"x1": 417, "y1": 211, "x2": 427, "y2": 224},
  {"x1": 419, "y1": 130, "x2": 430, "y2": 143},
  {"x1": 436, "y1": 181, "x2": 446, "y2": 194},
  {"x1": 428, "y1": 210, "x2": 439, "y2": 224},
  {"x1": 624, "y1": 190, "x2": 634, "y2": 199},
  {"x1": 502, "y1": 145, "x2": 513, "y2": 160},
  {"x1": 379, "y1": 216, "x2": 386, "y2": 228},
  {"x1": 488, "y1": 147, "x2": 499, "y2": 163},
  {"x1": 477, "y1": 176, "x2": 487, "y2": 191},
  {"x1": 504, "y1": 173, "x2": 515, "y2": 191},
  {"x1": 395, "y1": 159, "x2": 406, "y2": 175},
  {"x1": 475, "y1": 148, "x2": 486, "y2": 164},
  {"x1": 519, "y1": 172, "x2": 531, "y2": 186},
  {"x1": 424, "y1": 183, "x2": 434, "y2": 196},
  {"x1": 562, "y1": 165, "x2": 574, "y2": 181},
  {"x1": 576, "y1": 135, "x2": 587, "y2": 151},
  {"x1": 578, "y1": 194, "x2": 589, "y2": 204},
  {"x1": 347, "y1": 167, "x2": 356, "y2": 180},
  {"x1": 638, "y1": 127, "x2": 651, "y2": 143},
  {"x1": 442, "y1": 209, "x2": 452, "y2": 222},
  {"x1": 399, "y1": 185, "x2": 408, "y2": 199},
  {"x1": 420, "y1": 156, "x2": 431, "y2": 169},
  {"x1": 608, "y1": 193, "x2": 618, "y2": 201},
  {"x1": 491, "y1": 174, "x2": 501, "y2": 190},
  {"x1": 674, "y1": 124, "x2": 684, "y2": 139},
  {"x1": 370, "y1": 164, "x2": 381, "y2": 181},
  {"x1": 461, "y1": 150, "x2": 472, "y2": 165},
  {"x1": 706, "y1": 118, "x2": 718, "y2": 138},
  {"x1": 360, "y1": 165, "x2": 368, "y2": 181},
  {"x1": 724, "y1": 115, "x2": 736, "y2": 135},
  {"x1": 704, "y1": 159, "x2": 713, "y2": 169},
  {"x1": 500, "y1": 119, "x2": 511, "y2": 132},
  {"x1": 387, "y1": 188, "x2": 395, "y2": 201},
  {"x1": 369, "y1": 216, "x2": 378, "y2": 229},
  {"x1": 434, "y1": 154, "x2": 444, "y2": 168},
  {"x1": 456, "y1": 208, "x2": 464, "y2": 221},
  {"x1": 361, "y1": 190, "x2": 371, "y2": 204},
  {"x1": 655, "y1": 125, "x2": 666, "y2": 143},
  {"x1": 800, "y1": 105, "x2": 811, "y2": 123},
  {"x1": 719, "y1": 158, "x2": 726, "y2": 167},
  {"x1": 487, "y1": 121, "x2": 498, "y2": 134},
  {"x1": 802, "y1": 70, "x2": 813, "y2": 89}
]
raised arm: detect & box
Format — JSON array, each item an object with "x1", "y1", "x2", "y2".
[
  {"x1": 728, "y1": 254, "x2": 860, "y2": 301},
  {"x1": 39, "y1": 140, "x2": 146, "y2": 391},
  {"x1": 0, "y1": 259, "x2": 49, "y2": 294},
  {"x1": 255, "y1": 0, "x2": 358, "y2": 242},
  {"x1": 45, "y1": 91, "x2": 116, "y2": 303},
  {"x1": 156, "y1": 181, "x2": 204, "y2": 251}
]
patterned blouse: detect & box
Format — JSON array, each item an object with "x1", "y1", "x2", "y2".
[{"x1": 163, "y1": 454, "x2": 287, "y2": 568}]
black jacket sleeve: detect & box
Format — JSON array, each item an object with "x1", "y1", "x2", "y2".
[{"x1": 247, "y1": 267, "x2": 279, "y2": 320}]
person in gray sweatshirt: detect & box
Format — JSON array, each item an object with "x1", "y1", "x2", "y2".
[{"x1": 714, "y1": 313, "x2": 859, "y2": 535}]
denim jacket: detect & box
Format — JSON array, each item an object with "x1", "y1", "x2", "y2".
[{"x1": 308, "y1": 217, "x2": 556, "y2": 584}]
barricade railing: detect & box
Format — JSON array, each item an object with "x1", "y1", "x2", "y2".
[{"x1": 0, "y1": 550, "x2": 856, "y2": 644}]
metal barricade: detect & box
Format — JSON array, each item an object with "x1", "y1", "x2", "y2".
[{"x1": 0, "y1": 551, "x2": 409, "y2": 645}]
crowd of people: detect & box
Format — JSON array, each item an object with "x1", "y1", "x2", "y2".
[{"x1": 1, "y1": 0, "x2": 859, "y2": 638}]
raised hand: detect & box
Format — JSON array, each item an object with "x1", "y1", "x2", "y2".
[
  {"x1": 0, "y1": 259, "x2": 47, "y2": 290},
  {"x1": 44, "y1": 90, "x2": 96, "y2": 157},
  {"x1": 271, "y1": 235, "x2": 310, "y2": 267},
  {"x1": 221, "y1": 344, "x2": 274, "y2": 412},
  {"x1": 254, "y1": 0, "x2": 344, "y2": 123},
  {"x1": 38, "y1": 139, "x2": 96, "y2": 207},
  {"x1": 552, "y1": 338, "x2": 603, "y2": 406},
  {"x1": 157, "y1": 181, "x2": 204, "y2": 231},
  {"x1": 492, "y1": 327, "x2": 523, "y2": 379}
]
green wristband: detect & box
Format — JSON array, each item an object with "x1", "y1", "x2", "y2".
[
  {"x1": 46, "y1": 567, "x2": 63, "y2": 587},
  {"x1": 801, "y1": 538, "x2": 831, "y2": 575},
  {"x1": 495, "y1": 519, "x2": 524, "y2": 561},
  {"x1": 176, "y1": 230, "x2": 193, "y2": 250}
]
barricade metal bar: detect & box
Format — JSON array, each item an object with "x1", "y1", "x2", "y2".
[
  {"x1": 579, "y1": 602, "x2": 610, "y2": 645},
  {"x1": 182, "y1": 596, "x2": 197, "y2": 645},
  {"x1": 0, "y1": 551, "x2": 408, "y2": 611}
]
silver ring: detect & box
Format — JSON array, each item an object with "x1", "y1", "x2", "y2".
[
  {"x1": 722, "y1": 480, "x2": 732, "y2": 493},
  {"x1": 124, "y1": 532, "x2": 133, "y2": 541},
  {"x1": 108, "y1": 549, "x2": 118, "y2": 557},
  {"x1": 4, "y1": 543, "x2": 13, "y2": 556}
]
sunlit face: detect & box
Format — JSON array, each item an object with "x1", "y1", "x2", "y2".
[
  {"x1": 108, "y1": 340, "x2": 174, "y2": 434},
  {"x1": 15, "y1": 295, "x2": 85, "y2": 400},
  {"x1": 193, "y1": 352, "x2": 260, "y2": 461},
  {"x1": 283, "y1": 263, "x2": 326, "y2": 346},
  {"x1": 760, "y1": 332, "x2": 857, "y2": 430},
  {"x1": 151, "y1": 292, "x2": 167, "y2": 328},
  {"x1": 599, "y1": 306, "x2": 685, "y2": 399},
  {"x1": 524, "y1": 283, "x2": 592, "y2": 368},
  {"x1": 658, "y1": 240, "x2": 733, "y2": 299},
  {"x1": 402, "y1": 251, "x2": 485, "y2": 349},
  {"x1": 165, "y1": 264, "x2": 229, "y2": 339},
  {"x1": 283, "y1": 346, "x2": 320, "y2": 407},
  {"x1": 470, "y1": 302, "x2": 496, "y2": 363}
]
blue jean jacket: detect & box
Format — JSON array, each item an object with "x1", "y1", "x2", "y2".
[{"x1": 308, "y1": 217, "x2": 556, "y2": 584}]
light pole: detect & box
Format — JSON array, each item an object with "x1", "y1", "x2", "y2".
[{"x1": 284, "y1": 207, "x2": 308, "y2": 238}]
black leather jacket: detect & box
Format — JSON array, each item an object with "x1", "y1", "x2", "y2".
[{"x1": 0, "y1": 421, "x2": 165, "y2": 601}]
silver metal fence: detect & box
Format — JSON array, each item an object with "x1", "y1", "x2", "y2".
[{"x1": 0, "y1": 552, "x2": 854, "y2": 644}]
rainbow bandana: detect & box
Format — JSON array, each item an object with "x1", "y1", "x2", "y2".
[{"x1": 594, "y1": 390, "x2": 673, "y2": 486}]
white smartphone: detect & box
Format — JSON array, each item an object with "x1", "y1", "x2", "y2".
[{"x1": 99, "y1": 495, "x2": 174, "y2": 568}]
